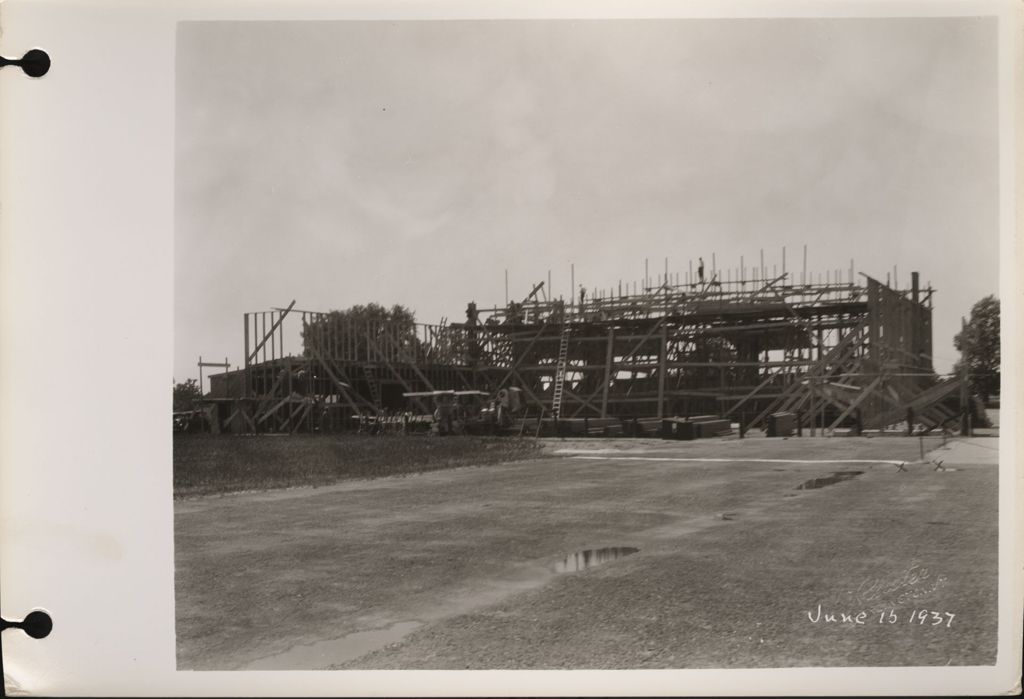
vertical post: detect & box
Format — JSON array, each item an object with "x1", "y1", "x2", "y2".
[
  {"x1": 657, "y1": 325, "x2": 668, "y2": 419},
  {"x1": 243, "y1": 314, "x2": 251, "y2": 398},
  {"x1": 262, "y1": 313, "x2": 268, "y2": 363},
  {"x1": 741, "y1": 256, "x2": 745, "y2": 283},
  {"x1": 911, "y1": 271, "x2": 920, "y2": 303},
  {"x1": 644, "y1": 258, "x2": 649, "y2": 290},
  {"x1": 571, "y1": 263, "x2": 575, "y2": 312},
  {"x1": 198, "y1": 355, "x2": 203, "y2": 397},
  {"x1": 782, "y1": 246, "x2": 786, "y2": 277},
  {"x1": 711, "y1": 253, "x2": 716, "y2": 277},
  {"x1": 802, "y1": 245, "x2": 807, "y2": 285},
  {"x1": 601, "y1": 327, "x2": 615, "y2": 418},
  {"x1": 760, "y1": 248, "x2": 764, "y2": 280},
  {"x1": 689, "y1": 259, "x2": 693, "y2": 285},
  {"x1": 258, "y1": 315, "x2": 266, "y2": 364},
  {"x1": 719, "y1": 360, "x2": 725, "y2": 415},
  {"x1": 809, "y1": 380, "x2": 816, "y2": 437}
]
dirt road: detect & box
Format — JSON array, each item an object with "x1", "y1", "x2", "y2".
[{"x1": 174, "y1": 435, "x2": 998, "y2": 669}]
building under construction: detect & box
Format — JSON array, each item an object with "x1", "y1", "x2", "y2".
[{"x1": 201, "y1": 266, "x2": 966, "y2": 436}]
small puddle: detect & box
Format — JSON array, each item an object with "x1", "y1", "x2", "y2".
[
  {"x1": 796, "y1": 471, "x2": 864, "y2": 490},
  {"x1": 243, "y1": 620, "x2": 422, "y2": 670},
  {"x1": 555, "y1": 547, "x2": 639, "y2": 573}
]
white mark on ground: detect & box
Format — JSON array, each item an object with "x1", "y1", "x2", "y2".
[{"x1": 570, "y1": 455, "x2": 906, "y2": 465}]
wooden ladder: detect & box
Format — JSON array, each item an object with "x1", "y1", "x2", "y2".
[{"x1": 551, "y1": 323, "x2": 571, "y2": 419}]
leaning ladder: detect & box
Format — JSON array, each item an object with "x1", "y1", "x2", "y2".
[{"x1": 551, "y1": 323, "x2": 571, "y2": 419}]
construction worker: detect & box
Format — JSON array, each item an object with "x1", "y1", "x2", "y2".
[
  {"x1": 579, "y1": 285, "x2": 586, "y2": 307},
  {"x1": 698, "y1": 257, "x2": 705, "y2": 283}
]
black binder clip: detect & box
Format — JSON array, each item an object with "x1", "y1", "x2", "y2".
[{"x1": 0, "y1": 48, "x2": 50, "y2": 77}]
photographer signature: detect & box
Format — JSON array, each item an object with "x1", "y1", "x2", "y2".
[{"x1": 853, "y1": 562, "x2": 947, "y2": 612}]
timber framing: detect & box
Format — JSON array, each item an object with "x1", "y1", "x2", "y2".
[{"x1": 206, "y1": 268, "x2": 961, "y2": 434}]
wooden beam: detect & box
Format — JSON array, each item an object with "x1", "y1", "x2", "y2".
[
  {"x1": 601, "y1": 327, "x2": 615, "y2": 417},
  {"x1": 305, "y1": 342, "x2": 361, "y2": 414},
  {"x1": 509, "y1": 367, "x2": 547, "y2": 410},
  {"x1": 657, "y1": 325, "x2": 667, "y2": 419},
  {"x1": 723, "y1": 371, "x2": 777, "y2": 418},
  {"x1": 254, "y1": 365, "x2": 291, "y2": 417},
  {"x1": 560, "y1": 386, "x2": 604, "y2": 416},
  {"x1": 243, "y1": 314, "x2": 251, "y2": 398},
  {"x1": 363, "y1": 333, "x2": 429, "y2": 413},
  {"x1": 247, "y1": 300, "x2": 296, "y2": 363},
  {"x1": 257, "y1": 395, "x2": 294, "y2": 424},
  {"x1": 747, "y1": 320, "x2": 867, "y2": 426},
  {"x1": 494, "y1": 320, "x2": 553, "y2": 391}
]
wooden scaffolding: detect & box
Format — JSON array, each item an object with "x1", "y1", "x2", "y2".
[{"x1": 208, "y1": 267, "x2": 962, "y2": 435}]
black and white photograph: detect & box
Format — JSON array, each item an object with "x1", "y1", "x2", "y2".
[
  {"x1": 0, "y1": 1, "x2": 1019, "y2": 695},
  {"x1": 172, "y1": 16, "x2": 1005, "y2": 672}
]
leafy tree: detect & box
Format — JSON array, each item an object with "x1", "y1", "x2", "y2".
[
  {"x1": 173, "y1": 378, "x2": 203, "y2": 412},
  {"x1": 954, "y1": 295, "x2": 1000, "y2": 401},
  {"x1": 302, "y1": 303, "x2": 421, "y2": 361}
]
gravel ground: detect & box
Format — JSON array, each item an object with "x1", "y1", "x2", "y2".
[{"x1": 174, "y1": 434, "x2": 998, "y2": 670}]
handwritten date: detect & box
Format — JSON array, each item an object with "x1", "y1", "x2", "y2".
[{"x1": 806, "y1": 604, "x2": 955, "y2": 627}]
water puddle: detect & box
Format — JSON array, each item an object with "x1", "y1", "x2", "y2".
[
  {"x1": 243, "y1": 620, "x2": 422, "y2": 670},
  {"x1": 796, "y1": 471, "x2": 864, "y2": 490},
  {"x1": 555, "y1": 547, "x2": 639, "y2": 573}
]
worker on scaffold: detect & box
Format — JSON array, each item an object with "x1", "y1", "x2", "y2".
[{"x1": 698, "y1": 257, "x2": 705, "y2": 283}]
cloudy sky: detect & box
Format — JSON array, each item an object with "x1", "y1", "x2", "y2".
[{"x1": 175, "y1": 17, "x2": 999, "y2": 383}]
